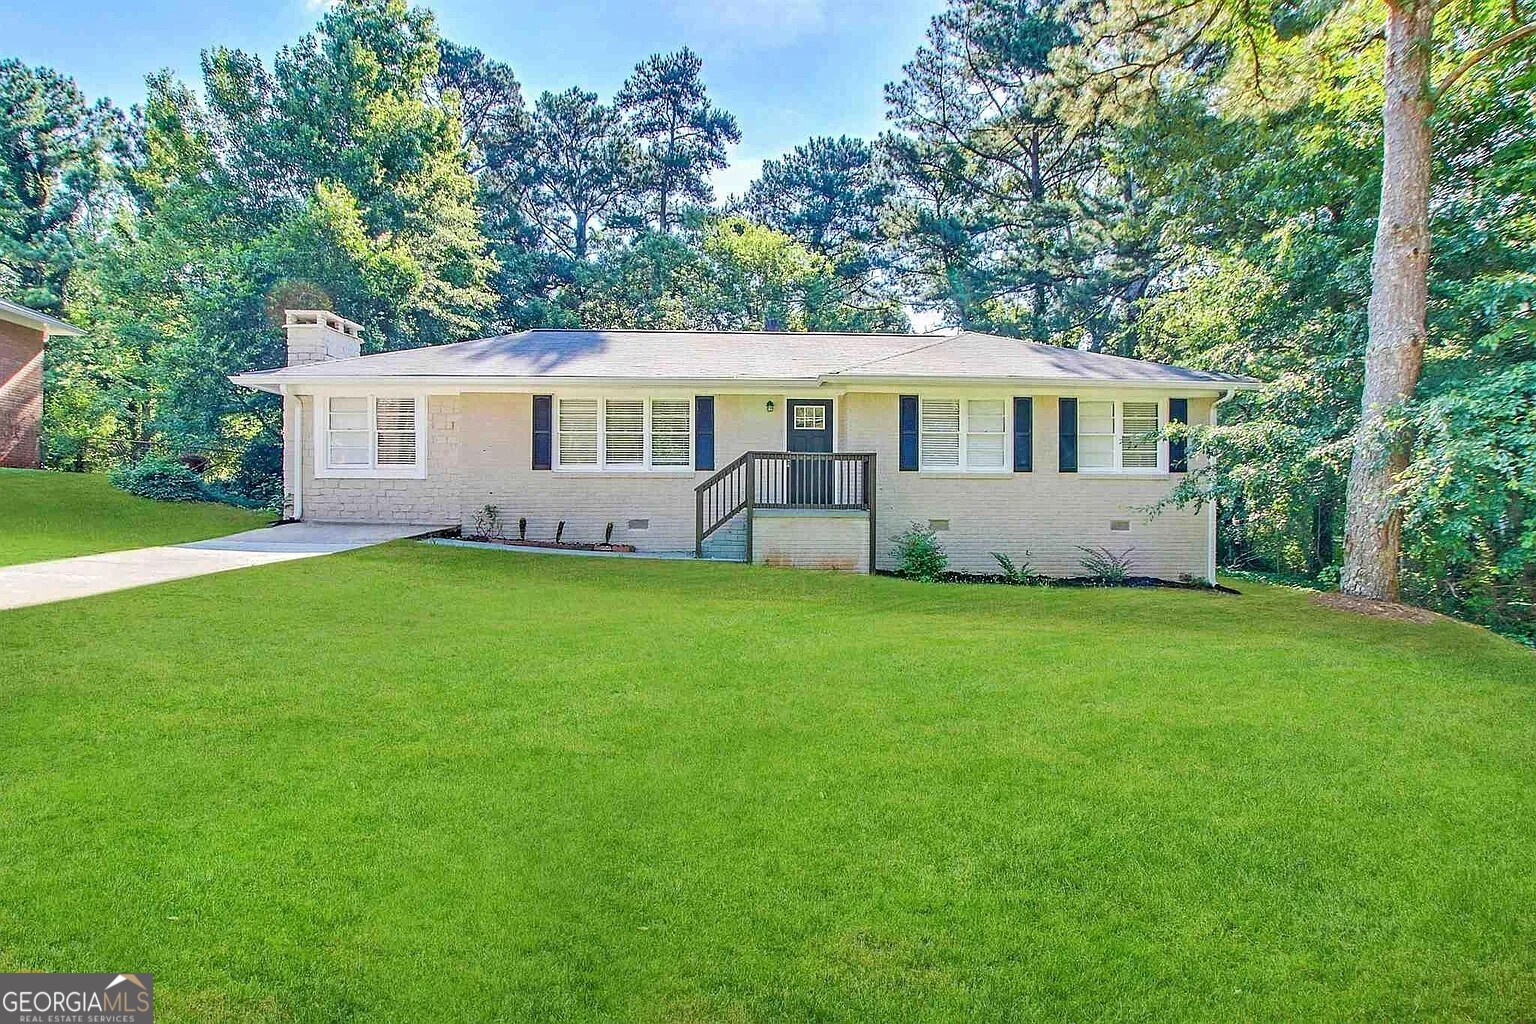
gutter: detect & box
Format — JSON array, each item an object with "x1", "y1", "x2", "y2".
[
  {"x1": 229, "y1": 373, "x2": 836, "y2": 394},
  {"x1": 229, "y1": 372, "x2": 1263, "y2": 395},
  {"x1": 281, "y1": 385, "x2": 303, "y2": 521}
]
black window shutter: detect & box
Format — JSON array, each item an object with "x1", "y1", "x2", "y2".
[
  {"x1": 694, "y1": 396, "x2": 715, "y2": 471},
  {"x1": 532, "y1": 394, "x2": 552, "y2": 470},
  {"x1": 1168, "y1": 398, "x2": 1189, "y2": 473},
  {"x1": 1058, "y1": 398, "x2": 1078, "y2": 473},
  {"x1": 1013, "y1": 397, "x2": 1034, "y2": 472},
  {"x1": 899, "y1": 395, "x2": 919, "y2": 471}
]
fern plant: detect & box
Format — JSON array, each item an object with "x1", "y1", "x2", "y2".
[
  {"x1": 991, "y1": 551, "x2": 1038, "y2": 585},
  {"x1": 1077, "y1": 546, "x2": 1136, "y2": 586}
]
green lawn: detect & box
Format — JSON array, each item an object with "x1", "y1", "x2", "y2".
[
  {"x1": 1, "y1": 543, "x2": 1534, "y2": 1022},
  {"x1": 0, "y1": 469, "x2": 269, "y2": 566}
]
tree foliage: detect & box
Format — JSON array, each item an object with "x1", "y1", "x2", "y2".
[
  {"x1": 6, "y1": 0, "x2": 1532, "y2": 634},
  {"x1": 616, "y1": 49, "x2": 740, "y2": 233},
  {"x1": 0, "y1": 59, "x2": 119, "y2": 311}
]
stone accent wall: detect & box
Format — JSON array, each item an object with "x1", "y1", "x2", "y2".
[
  {"x1": 0, "y1": 318, "x2": 45, "y2": 468},
  {"x1": 840, "y1": 392, "x2": 1214, "y2": 579},
  {"x1": 291, "y1": 394, "x2": 463, "y2": 523},
  {"x1": 753, "y1": 511, "x2": 871, "y2": 572}
]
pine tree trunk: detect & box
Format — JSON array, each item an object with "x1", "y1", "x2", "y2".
[{"x1": 1340, "y1": 0, "x2": 1435, "y2": 601}]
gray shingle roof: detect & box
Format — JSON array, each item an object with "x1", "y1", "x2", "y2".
[{"x1": 233, "y1": 329, "x2": 1258, "y2": 389}]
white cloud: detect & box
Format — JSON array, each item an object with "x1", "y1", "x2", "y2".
[
  {"x1": 710, "y1": 153, "x2": 765, "y2": 204},
  {"x1": 672, "y1": 0, "x2": 827, "y2": 45},
  {"x1": 906, "y1": 308, "x2": 948, "y2": 334}
]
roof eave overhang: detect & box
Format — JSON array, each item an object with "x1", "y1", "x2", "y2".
[
  {"x1": 818, "y1": 373, "x2": 1262, "y2": 392},
  {"x1": 228, "y1": 373, "x2": 834, "y2": 394},
  {"x1": 229, "y1": 371, "x2": 1263, "y2": 395},
  {"x1": 0, "y1": 305, "x2": 85, "y2": 337}
]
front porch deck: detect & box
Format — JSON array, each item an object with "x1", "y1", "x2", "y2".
[{"x1": 696, "y1": 451, "x2": 878, "y2": 571}]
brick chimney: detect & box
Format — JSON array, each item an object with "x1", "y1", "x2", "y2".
[{"x1": 284, "y1": 309, "x2": 363, "y2": 366}]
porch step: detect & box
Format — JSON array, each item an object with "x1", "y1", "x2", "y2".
[{"x1": 700, "y1": 514, "x2": 747, "y2": 562}]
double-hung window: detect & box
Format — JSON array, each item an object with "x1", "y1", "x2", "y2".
[
  {"x1": 555, "y1": 396, "x2": 692, "y2": 470},
  {"x1": 919, "y1": 397, "x2": 1007, "y2": 471},
  {"x1": 1079, "y1": 399, "x2": 1164, "y2": 472},
  {"x1": 321, "y1": 395, "x2": 424, "y2": 477}
]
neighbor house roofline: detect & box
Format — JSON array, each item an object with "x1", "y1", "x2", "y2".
[{"x1": 0, "y1": 298, "x2": 85, "y2": 337}]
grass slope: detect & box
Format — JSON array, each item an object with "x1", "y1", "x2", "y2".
[
  {"x1": 1, "y1": 545, "x2": 1533, "y2": 1022},
  {"x1": 0, "y1": 469, "x2": 268, "y2": 566}
]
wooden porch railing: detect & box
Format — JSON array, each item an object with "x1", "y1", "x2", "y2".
[{"x1": 695, "y1": 451, "x2": 877, "y2": 567}]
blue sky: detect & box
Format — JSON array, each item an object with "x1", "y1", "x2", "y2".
[{"x1": 1, "y1": 0, "x2": 941, "y2": 198}]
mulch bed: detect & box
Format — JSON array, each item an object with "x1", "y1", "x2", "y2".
[
  {"x1": 1309, "y1": 591, "x2": 1450, "y2": 624},
  {"x1": 874, "y1": 570, "x2": 1241, "y2": 594},
  {"x1": 461, "y1": 536, "x2": 637, "y2": 553}
]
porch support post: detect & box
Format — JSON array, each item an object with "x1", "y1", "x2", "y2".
[
  {"x1": 866, "y1": 453, "x2": 877, "y2": 575},
  {"x1": 744, "y1": 454, "x2": 755, "y2": 565}
]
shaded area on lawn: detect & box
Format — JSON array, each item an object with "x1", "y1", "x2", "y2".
[
  {"x1": 0, "y1": 545, "x2": 1533, "y2": 1022},
  {"x1": 0, "y1": 469, "x2": 269, "y2": 567}
]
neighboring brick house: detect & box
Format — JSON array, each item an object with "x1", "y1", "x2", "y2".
[
  {"x1": 233, "y1": 310, "x2": 1260, "y2": 579},
  {"x1": 0, "y1": 299, "x2": 84, "y2": 469}
]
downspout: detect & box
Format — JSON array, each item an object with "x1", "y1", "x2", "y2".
[
  {"x1": 289, "y1": 387, "x2": 304, "y2": 522},
  {"x1": 1207, "y1": 388, "x2": 1236, "y2": 584}
]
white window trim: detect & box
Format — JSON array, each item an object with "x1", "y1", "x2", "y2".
[
  {"x1": 1077, "y1": 397, "x2": 1170, "y2": 476},
  {"x1": 313, "y1": 393, "x2": 428, "y2": 479},
  {"x1": 793, "y1": 405, "x2": 826, "y2": 431},
  {"x1": 917, "y1": 395, "x2": 1011, "y2": 474},
  {"x1": 554, "y1": 395, "x2": 695, "y2": 473}
]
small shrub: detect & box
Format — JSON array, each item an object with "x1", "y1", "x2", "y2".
[
  {"x1": 555, "y1": 520, "x2": 566, "y2": 543},
  {"x1": 1077, "y1": 545, "x2": 1136, "y2": 586},
  {"x1": 108, "y1": 456, "x2": 209, "y2": 503},
  {"x1": 992, "y1": 551, "x2": 1038, "y2": 584},
  {"x1": 472, "y1": 504, "x2": 504, "y2": 539},
  {"x1": 200, "y1": 481, "x2": 268, "y2": 510},
  {"x1": 518, "y1": 517, "x2": 527, "y2": 540},
  {"x1": 892, "y1": 522, "x2": 948, "y2": 581},
  {"x1": 604, "y1": 522, "x2": 615, "y2": 544},
  {"x1": 227, "y1": 441, "x2": 284, "y2": 509}
]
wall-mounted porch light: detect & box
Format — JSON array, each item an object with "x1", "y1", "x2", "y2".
[{"x1": 766, "y1": 399, "x2": 776, "y2": 413}]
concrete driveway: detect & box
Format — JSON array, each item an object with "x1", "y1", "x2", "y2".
[{"x1": 0, "y1": 522, "x2": 447, "y2": 611}]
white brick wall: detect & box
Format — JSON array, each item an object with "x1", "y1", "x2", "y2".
[
  {"x1": 841, "y1": 392, "x2": 1213, "y2": 579},
  {"x1": 453, "y1": 392, "x2": 788, "y2": 551},
  {"x1": 280, "y1": 388, "x2": 1214, "y2": 579},
  {"x1": 286, "y1": 394, "x2": 463, "y2": 523},
  {"x1": 753, "y1": 512, "x2": 871, "y2": 572}
]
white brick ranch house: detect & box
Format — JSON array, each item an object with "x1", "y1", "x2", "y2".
[{"x1": 232, "y1": 311, "x2": 1260, "y2": 579}]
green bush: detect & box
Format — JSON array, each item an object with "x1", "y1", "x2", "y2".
[
  {"x1": 892, "y1": 522, "x2": 948, "y2": 581},
  {"x1": 108, "y1": 456, "x2": 210, "y2": 503},
  {"x1": 225, "y1": 441, "x2": 284, "y2": 510}
]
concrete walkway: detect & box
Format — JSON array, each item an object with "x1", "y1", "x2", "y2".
[{"x1": 0, "y1": 522, "x2": 447, "y2": 611}]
